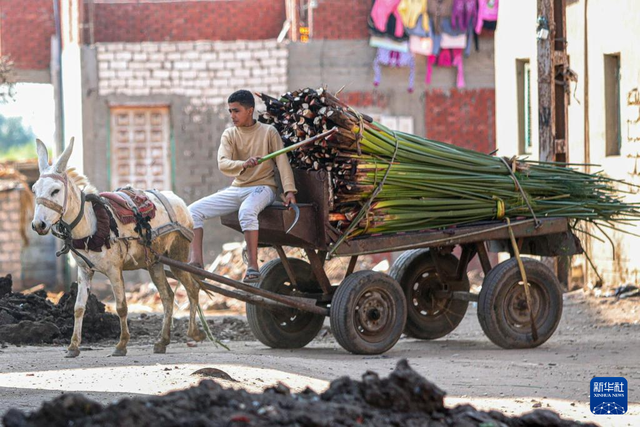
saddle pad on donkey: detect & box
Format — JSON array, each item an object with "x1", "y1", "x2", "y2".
[{"x1": 101, "y1": 188, "x2": 157, "y2": 225}]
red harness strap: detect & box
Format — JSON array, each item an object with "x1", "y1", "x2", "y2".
[{"x1": 71, "y1": 198, "x2": 114, "y2": 252}]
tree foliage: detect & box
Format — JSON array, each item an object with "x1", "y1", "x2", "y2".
[{"x1": 0, "y1": 114, "x2": 35, "y2": 150}]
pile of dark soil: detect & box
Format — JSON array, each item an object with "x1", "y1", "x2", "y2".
[
  {"x1": 0, "y1": 275, "x2": 11, "y2": 298},
  {"x1": 0, "y1": 274, "x2": 261, "y2": 346},
  {"x1": 0, "y1": 276, "x2": 119, "y2": 345},
  {"x1": 2, "y1": 359, "x2": 595, "y2": 427},
  {"x1": 128, "y1": 313, "x2": 257, "y2": 344}
]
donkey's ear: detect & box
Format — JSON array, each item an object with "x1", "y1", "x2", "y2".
[
  {"x1": 36, "y1": 139, "x2": 50, "y2": 173},
  {"x1": 54, "y1": 137, "x2": 75, "y2": 173}
]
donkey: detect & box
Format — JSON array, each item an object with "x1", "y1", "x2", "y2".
[{"x1": 31, "y1": 138, "x2": 205, "y2": 357}]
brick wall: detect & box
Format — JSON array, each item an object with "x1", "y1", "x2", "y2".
[
  {"x1": 313, "y1": 0, "x2": 370, "y2": 40},
  {"x1": 0, "y1": 0, "x2": 54, "y2": 70},
  {"x1": 96, "y1": 40, "x2": 288, "y2": 105},
  {"x1": 90, "y1": 0, "x2": 286, "y2": 43},
  {"x1": 0, "y1": 189, "x2": 23, "y2": 287},
  {"x1": 338, "y1": 91, "x2": 388, "y2": 110},
  {"x1": 3, "y1": 0, "x2": 372, "y2": 71},
  {"x1": 424, "y1": 88, "x2": 496, "y2": 153},
  {"x1": 90, "y1": 0, "x2": 371, "y2": 43}
]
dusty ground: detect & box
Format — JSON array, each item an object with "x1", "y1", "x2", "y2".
[{"x1": 0, "y1": 289, "x2": 638, "y2": 426}]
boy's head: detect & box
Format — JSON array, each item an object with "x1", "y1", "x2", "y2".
[{"x1": 228, "y1": 90, "x2": 255, "y2": 127}]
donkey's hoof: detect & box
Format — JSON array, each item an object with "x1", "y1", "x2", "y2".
[
  {"x1": 65, "y1": 349, "x2": 80, "y2": 358},
  {"x1": 112, "y1": 348, "x2": 127, "y2": 357},
  {"x1": 153, "y1": 343, "x2": 167, "y2": 354},
  {"x1": 189, "y1": 331, "x2": 206, "y2": 343}
]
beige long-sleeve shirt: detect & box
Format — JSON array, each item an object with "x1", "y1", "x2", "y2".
[{"x1": 217, "y1": 121, "x2": 297, "y2": 194}]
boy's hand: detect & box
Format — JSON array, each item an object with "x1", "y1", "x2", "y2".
[
  {"x1": 243, "y1": 157, "x2": 261, "y2": 169},
  {"x1": 284, "y1": 192, "x2": 296, "y2": 208}
]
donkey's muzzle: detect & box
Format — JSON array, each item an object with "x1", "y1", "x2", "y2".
[{"x1": 32, "y1": 220, "x2": 50, "y2": 235}]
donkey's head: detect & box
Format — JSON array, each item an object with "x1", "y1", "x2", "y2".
[{"x1": 31, "y1": 138, "x2": 74, "y2": 235}]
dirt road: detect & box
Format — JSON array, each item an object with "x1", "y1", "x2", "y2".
[{"x1": 0, "y1": 289, "x2": 638, "y2": 426}]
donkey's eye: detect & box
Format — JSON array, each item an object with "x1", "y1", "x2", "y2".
[{"x1": 51, "y1": 189, "x2": 60, "y2": 197}]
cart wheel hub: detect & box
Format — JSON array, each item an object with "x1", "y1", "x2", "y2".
[
  {"x1": 505, "y1": 283, "x2": 543, "y2": 326},
  {"x1": 411, "y1": 270, "x2": 449, "y2": 317},
  {"x1": 356, "y1": 291, "x2": 391, "y2": 334},
  {"x1": 367, "y1": 308, "x2": 381, "y2": 321}
]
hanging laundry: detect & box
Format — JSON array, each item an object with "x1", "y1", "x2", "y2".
[
  {"x1": 425, "y1": 48, "x2": 465, "y2": 89},
  {"x1": 426, "y1": 0, "x2": 454, "y2": 35},
  {"x1": 373, "y1": 48, "x2": 416, "y2": 92},
  {"x1": 441, "y1": 33, "x2": 467, "y2": 50},
  {"x1": 451, "y1": 0, "x2": 477, "y2": 32},
  {"x1": 370, "y1": 0, "x2": 405, "y2": 39},
  {"x1": 476, "y1": 0, "x2": 499, "y2": 34},
  {"x1": 370, "y1": 35, "x2": 410, "y2": 53},
  {"x1": 368, "y1": 9, "x2": 408, "y2": 41},
  {"x1": 398, "y1": 0, "x2": 429, "y2": 36},
  {"x1": 482, "y1": 20, "x2": 498, "y2": 31},
  {"x1": 409, "y1": 35, "x2": 433, "y2": 56},
  {"x1": 429, "y1": 16, "x2": 473, "y2": 56}
]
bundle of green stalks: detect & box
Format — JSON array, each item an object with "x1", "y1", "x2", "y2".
[{"x1": 257, "y1": 88, "x2": 640, "y2": 241}]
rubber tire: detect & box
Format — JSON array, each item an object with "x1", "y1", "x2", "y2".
[
  {"x1": 389, "y1": 249, "x2": 470, "y2": 339},
  {"x1": 478, "y1": 257, "x2": 563, "y2": 349},
  {"x1": 246, "y1": 258, "x2": 325, "y2": 349},
  {"x1": 330, "y1": 270, "x2": 406, "y2": 355}
]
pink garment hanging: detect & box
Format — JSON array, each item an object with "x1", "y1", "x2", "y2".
[
  {"x1": 371, "y1": 0, "x2": 405, "y2": 39},
  {"x1": 476, "y1": 0, "x2": 499, "y2": 34},
  {"x1": 425, "y1": 49, "x2": 465, "y2": 88}
]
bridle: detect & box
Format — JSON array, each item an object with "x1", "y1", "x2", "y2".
[
  {"x1": 36, "y1": 172, "x2": 94, "y2": 269},
  {"x1": 36, "y1": 172, "x2": 86, "y2": 233}
]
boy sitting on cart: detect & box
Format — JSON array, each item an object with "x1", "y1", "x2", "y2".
[{"x1": 188, "y1": 90, "x2": 297, "y2": 282}]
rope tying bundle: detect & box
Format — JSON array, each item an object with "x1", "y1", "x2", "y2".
[
  {"x1": 329, "y1": 126, "x2": 400, "y2": 255},
  {"x1": 499, "y1": 157, "x2": 541, "y2": 228}
]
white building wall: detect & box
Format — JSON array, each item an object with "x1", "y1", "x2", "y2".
[{"x1": 495, "y1": 0, "x2": 640, "y2": 288}]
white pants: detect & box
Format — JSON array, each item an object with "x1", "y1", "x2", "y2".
[{"x1": 189, "y1": 185, "x2": 276, "y2": 231}]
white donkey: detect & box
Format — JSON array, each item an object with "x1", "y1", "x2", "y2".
[{"x1": 31, "y1": 139, "x2": 205, "y2": 357}]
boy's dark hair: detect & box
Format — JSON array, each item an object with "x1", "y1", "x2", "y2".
[{"x1": 228, "y1": 90, "x2": 255, "y2": 109}]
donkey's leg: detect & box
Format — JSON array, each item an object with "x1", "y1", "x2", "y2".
[
  {"x1": 66, "y1": 267, "x2": 93, "y2": 358},
  {"x1": 106, "y1": 269, "x2": 130, "y2": 356},
  {"x1": 148, "y1": 263, "x2": 174, "y2": 354},
  {"x1": 170, "y1": 267, "x2": 206, "y2": 343}
]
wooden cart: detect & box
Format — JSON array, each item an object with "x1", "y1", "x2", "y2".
[{"x1": 160, "y1": 169, "x2": 582, "y2": 354}]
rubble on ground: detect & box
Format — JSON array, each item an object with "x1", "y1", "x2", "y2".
[
  {"x1": 127, "y1": 313, "x2": 257, "y2": 344},
  {"x1": 0, "y1": 276, "x2": 119, "y2": 345},
  {"x1": 0, "y1": 275, "x2": 11, "y2": 298},
  {"x1": 2, "y1": 359, "x2": 595, "y2": 427},
  {"x1": 602, "y1": 284, "x2": 640, "y2": 299},
  {"x1": 0, "y1": 274, "x2": 275, "y2": 346}
]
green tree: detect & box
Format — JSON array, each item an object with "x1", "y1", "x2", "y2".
[
  {"x1": 0, "y1": 114, "x2": 36, "y2": 160},
  {"x1": 0, "y1": 114, "x2": 34, "y2": 149}
]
